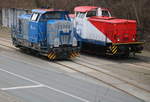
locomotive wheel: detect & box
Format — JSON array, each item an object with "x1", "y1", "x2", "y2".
[{"x1": 121, "y1": 52, "x2": 130, "y2": 58}]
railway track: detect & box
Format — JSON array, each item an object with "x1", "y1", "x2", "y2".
[
  {"x1": 72, "y1": 60, "x2": 150, "y2": 92},
  {"x1": 77, "y1": 55, "x2": 150, "y2": 74},
  {"x1": 0, "y1": 38, "x2": 150, "y2": 102},
  {"x1": 74, "y1": 55, "x2": 150, "y2": 89},
  {"x1": 78, "y1": 54, "x2": 150, "y2": 74},
  {"x1": 55, "y1": 61, "x2": 150, "y2": 101}
]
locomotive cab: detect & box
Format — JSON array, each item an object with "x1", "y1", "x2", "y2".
[{"x1": 75, "y1": 7, "x2": 111, "y2": 18}]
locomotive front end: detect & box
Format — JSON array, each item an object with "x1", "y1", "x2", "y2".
[{"x1": 47, "y1": 20, "x2": 79, "y2": 59}]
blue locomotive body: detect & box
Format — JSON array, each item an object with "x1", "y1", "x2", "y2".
[{"x1": 11, "y1": 9, "x2": 79, "y2": 59}]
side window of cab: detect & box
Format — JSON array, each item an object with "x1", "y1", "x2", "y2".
[
  {"x1": 86, "y1": 11, "x2": 96, "y2": 17},
  {"x1": 31, "y1": 13, "x2": 39, "y2": 21},
  {"x1": 75, "y1": 12, "x2": 80, "y2": 17},
  {"x1": 102, "y1": 10, "x2": 110, "y2": 17},
  {"x1": 77, "y1": 12, "x2": 86, "y2": 19}
]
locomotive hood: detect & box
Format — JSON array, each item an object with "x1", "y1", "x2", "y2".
[
  {"x1": 87, "y1": 16, "x2": 137, "y2": 43},
  {"x1": 47, "y1": 20, "x2": 75, "y2": 46},
  {"x1": 88, "y1": 16, "x2": 136, "y2": 24},
  {"x1": 47, "y1": 20, "x2": 72, "y2": 33}
]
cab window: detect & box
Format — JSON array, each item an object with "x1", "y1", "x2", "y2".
[
  {"x1": 31, "y1": 13, "x2": 39, "y2": 21},
  {"x1": 86, "y1": 11, "x2": 96, "y2": 17},
  {"x1": 43, "y1": 12, "x2": 61, "y2": 20},
  {"x1": 77, "y1": 12, "x2": 86, "y2": 18},
  {"x1": 76, "y1": 12, "x2": 80, "y2": 17},
  {"x1": 102, "y1": 10, "x2": 110, "y2": 17},
  {"x1": 64, "y1": 14, "x2": 70, "y2": 20},
  {"x1": 40, "y1": 12, "x2": 70, "y2": 21}
]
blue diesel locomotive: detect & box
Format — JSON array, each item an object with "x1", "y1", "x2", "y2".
[{"x1": 11, "y1": 9, "x2": 80, "y2": 59}]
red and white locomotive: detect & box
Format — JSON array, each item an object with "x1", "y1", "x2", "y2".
[{"x1": 71, "y1": 6, "x2": 144, "y2": 57}]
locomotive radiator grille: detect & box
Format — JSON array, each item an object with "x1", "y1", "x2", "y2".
[
  {"x1": 58, "y1": 22, "x2": 71, "y2": 45},
  {"x1": 60, "y1": 35, "x2": 70, "y2": 45}
]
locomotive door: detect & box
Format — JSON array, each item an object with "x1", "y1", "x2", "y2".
[{"x1": 29, "y1": 13, "x2": 39, "y2": 43}]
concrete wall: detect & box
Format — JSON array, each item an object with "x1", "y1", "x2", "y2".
[{"x1": 2, "y1": 8, "x2": 29, "y2": 28}]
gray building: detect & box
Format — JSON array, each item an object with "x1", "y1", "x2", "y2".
[
  {"x1": 1, "y1": 8, "x2": 29, "y2": 28},
  {"x1": 0, "y1": 0, "x2": 37, "y2": 27},
  {"x1": 0, "y1": 8, "x2": 2, "y2": 25}
]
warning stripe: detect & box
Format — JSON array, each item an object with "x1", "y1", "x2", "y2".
[
  {"x1": 112, "y1": 46, "x2": 117, "y2": 52},
  {"x1": 48, "y1": 53, "x2": 56, "y2": 60},
  {"x1": 113, "y1": 49, "x2": 118, "y2": 54},
  {"x1": 111, "y1": 45, "x2": 118, "y2": 54}
]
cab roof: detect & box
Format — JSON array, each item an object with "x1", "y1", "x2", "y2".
[
  {"x1": 32, "y1": 9, "x2": 68, "y2": 14},
  {"x1": 74, "y1": 6, "x2": 108, "y2": 12}
]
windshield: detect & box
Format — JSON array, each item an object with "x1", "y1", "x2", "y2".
[
  {"x1": 40, "y1": 12, "x2": 70, "y2": 21},
  {"x1": 42, "y1": 12, "x2": 62, "y2": 20}
]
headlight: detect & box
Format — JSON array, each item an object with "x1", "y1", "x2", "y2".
[
  {"x1": 73, "y1": 37, "x2": 77, "y2": 46},
  {"x1": 117, "y1": 38, "x2": 120, "y2": 42},
  {"x1": 54, "y1": 38, "x2": 60, "y2": 47},
  {"x1": 132, "y1": 38, "x2": 135, "y2": 41}
]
